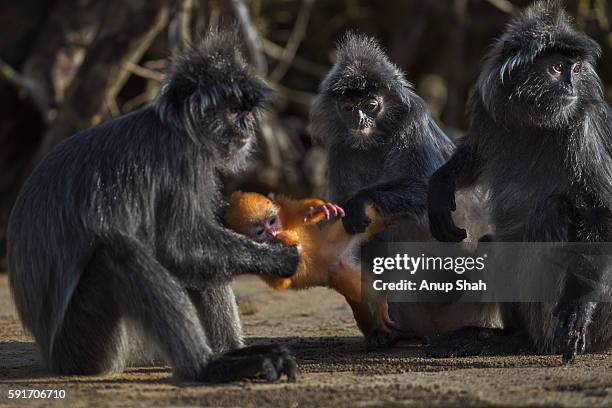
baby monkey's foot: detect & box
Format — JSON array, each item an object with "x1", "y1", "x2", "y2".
[
  {"x1": 304, "y1": 202, "x2": 345, "y2": 222},
  {"x1": 364, "y1": 304, "x2": 397, "y2": 351},
  {"x1": 364, "y1": 328, "x2": 390, "y2": 351},
  {"x1": 375, "y1": 302, "x2": 396, "y2": 334}
]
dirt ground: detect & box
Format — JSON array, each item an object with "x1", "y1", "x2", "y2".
[{"x1": 1, "y1": 274, "x2": 611, "y2": 407}]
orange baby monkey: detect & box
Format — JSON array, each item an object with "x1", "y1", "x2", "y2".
[{"x1": 225, "y1": 191, "x2": 394, "y2": 335}]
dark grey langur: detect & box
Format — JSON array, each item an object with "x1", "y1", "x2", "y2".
[
  {"x1": 310, "y1": 32, "x2": 500, "y2": 341},
  {"x1": 7, "y1": 30, "x2": 301, "y2": 382},
  {"x1": 428, "y1": 1, "x2": 612, "y2": 362}
]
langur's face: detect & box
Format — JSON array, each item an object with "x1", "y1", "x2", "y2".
[
  {"x1": 250, "y1": 213, "x2": 282, "y2": 242},
  {"x1": 336, "y1": 93, "x2": 385, "y2": 149},
  {"x1": 508, "y1": 52, "x2": 595, "y2": 127},
  {"x1": 212, "y1": 96, "x2": 264, "y2": 174},
  {"x1": 222, "y1": 103, "x2": 258, "y2": 154}
]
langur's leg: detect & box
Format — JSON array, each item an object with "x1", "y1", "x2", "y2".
[{"x1": 188, "y1": 284, "x2": 244, "y2": 354}]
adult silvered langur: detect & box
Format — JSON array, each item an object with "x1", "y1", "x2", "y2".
[
  {"x1": 428, "y1": 0, "x2": 612, "y2": 362},
  {"x1": 310, "y1": 32, "x2": 500, "y2": 344},
  {"x1": 8, "y1": 30, "x2": 300, "y2": 382}
]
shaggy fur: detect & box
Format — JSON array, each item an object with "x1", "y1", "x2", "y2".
[
  {"x1": 8, "y1": 30, "x2": 299, "y2": 382},
  {"x1": 311, "y1": 32, "x2": 499, "y2": 342},
  {"x1": 428, "y1": 0, "x2": 612, "y2": 361}
]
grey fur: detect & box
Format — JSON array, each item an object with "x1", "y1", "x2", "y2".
[
  {"x1": 311, "y1": 32, "x2": 500, "y2": 339},
  {"x1": 8, "y1": 30, "x2": 299, "y2": 382},
  {"x1": 428, "y1": 1, "x2": 612, "y2": 360}
]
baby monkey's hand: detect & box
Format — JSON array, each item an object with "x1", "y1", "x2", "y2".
[{"x1": 304, "y1": 201, "x2": 345, "y2": 223}]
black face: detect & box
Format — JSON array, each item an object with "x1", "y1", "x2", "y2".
[
  {"x1": 224, "y1": 104, "x2": 257, "y2": 151},
  {"x1": 539, "y1": 52, "x2": 583, "y2": 103},
  {"x1": 210, "y1": 101, "x2": 260, "y2": 174},
  {"x1": 508, "y1": 52, "x2": 589, "y2": 127},
  {"x1": 336, "y1": 93, "x2": 384, "y2": 146}
]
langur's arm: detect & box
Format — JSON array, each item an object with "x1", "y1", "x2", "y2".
[
  {"x1": 428, "y1": 141, "x2": 482, "y2": 242},
  {"x1": 161, "y1": 224, "x2": 299, "y2": 284},
  {"x1": 356, "y1": 177, "x2": 429, "y2": 219},
  {"x1": 341, "y1": 177, "x2": 427, "y2": 234}
]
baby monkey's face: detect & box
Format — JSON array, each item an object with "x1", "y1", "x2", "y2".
[{"x1": 251, "y1": 213, "x2": 283, "y2": 242}]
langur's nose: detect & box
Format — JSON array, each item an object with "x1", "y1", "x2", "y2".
[
  {"x1": 358, "y1": 111, "x2": 368, "y2": 129},
  {"x1": 563, "y1": 74, "x2": 574, "y2": 91}
]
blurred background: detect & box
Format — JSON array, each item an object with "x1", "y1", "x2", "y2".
[{"x1": 0, "y1": 0, "x2": 611, "y2": 271}]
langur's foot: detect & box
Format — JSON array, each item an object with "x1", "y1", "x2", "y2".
[
  {"x1": 200, "y1": 345, "x2": 297, "y2": 383},
  {"x1": 554, "y1": 301, "x2": 596, "y2": 363}
]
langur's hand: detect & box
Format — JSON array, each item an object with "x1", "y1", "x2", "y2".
[
  {"x1": 428, "y1": 206, "x2": 467, "y2": 242},
  {"x1": 304, "y1": 202, "x2": 345, "y2": 222},
  {"x1": 270, "y1": 243, "x2": 300, "y2": 278},
  {"x1": 427, "y1": 180, "x2": 467, "y2": 242},
  {"x1": 342, "y1": 194, "x2": 371, "y2": 234}
]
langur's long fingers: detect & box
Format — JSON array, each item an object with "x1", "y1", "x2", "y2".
[{"x1": 336, "y1": 205, "x2": 346, "y2": 218}]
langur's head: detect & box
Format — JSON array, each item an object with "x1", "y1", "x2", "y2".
[
  {"x1": 311, "y1": 32, "x2": 417, "y2": 150},
  {"x1": 155, "y1": 29, "x2": 274, "y2": 173},
  {"x1": 226, "y1": 192, "x2": 283, "y2": 242},
  {"x1": 477, "y1": 0, "x2": 603, "y2": 129}
]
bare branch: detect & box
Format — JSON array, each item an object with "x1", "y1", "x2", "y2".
[
  {"x1": 484, "y1": 0, "x2": 517, "y2": 14},
  {"x1": 594, "y1": 0, "x2": 610, "y2": 30},
  {"x1": 224, "y1": 0, "x2": 267, "y2": 75},
  {"x1": 271, "y1": 82, "x2": 315, "y2": 108},
  {"x1": 0, "y1": 59, "x2": 53, "y2": 123},
  {"x1": 34, "y1": 0, "x2": 171, "y2": 163},
  {"x1": 269, "y1": 0, "x2": 316, "y2": 83},
  {"x1": 143, "y1": 59, "x2": 168, "y2": 70},
  {"x1": 122, "y1": 86, "x2": 159, "y2": 112},
  {"x1": 169, "y1": 0, "x2": 197, "y2": 52},
  {"x1": 123, "y1": 61, "x2": 165, "y2": 82},
  {"x1": 270, "y1": 0, "x2": 315, "y2": 82},
  {"x1": 262, "y1": 38, "x2": 328, "y2": 78}
]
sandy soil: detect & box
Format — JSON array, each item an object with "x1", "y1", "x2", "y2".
[{"x1": 0, "y1": 273, "x2": 611, "y2": 407}]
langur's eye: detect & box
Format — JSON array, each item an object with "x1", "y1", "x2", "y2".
[
  {"x1": 340, "y1": 102, "x2": 353, "y2": 112},
  {"x1": 226, "y1": 107, "x2": 241, "y2": 121},
  {"x1": 550, "y1": 63, "x2": 564, "y2": 75},
  {"x1": 268, "y1": 216, "x2": 277, "y2": 226},
  {"x1": 255, "y1": 227, "x2": 265, "y2": 236},
  {"x1": 572, "y1": 62, "x2": 583, "y2": 74},
  {"x1": 364, "y1": 99, "x2": 379, "y2": 112}
]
